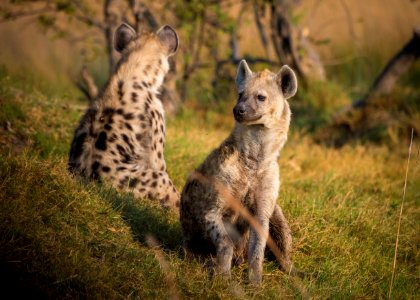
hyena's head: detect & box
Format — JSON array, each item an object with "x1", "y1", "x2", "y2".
[
  {"x1": 114, "y1": 23, "x2": 178, "y2": 72},
  {"x1": 233, "y1": 60, "x2": 297, "y2": 128}
]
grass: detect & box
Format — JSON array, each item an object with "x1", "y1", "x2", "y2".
[{"x1": 0, "y1": 66, "x2": 419, "y2": 299}]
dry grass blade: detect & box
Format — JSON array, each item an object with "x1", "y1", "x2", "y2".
[
  {"x1": 145, "y1": 234, "x2": 180, "y2": 300},
  {"x1": 388, "y1": 128, "x2": 414, "y2": 299}
]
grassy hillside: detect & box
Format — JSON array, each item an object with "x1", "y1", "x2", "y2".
[{"x1": 0, "y1": 66, "x2": 419, "y2": 299}]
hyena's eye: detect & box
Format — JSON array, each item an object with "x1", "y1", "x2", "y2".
[{"x1": 257, "y1": 94, "x2": 266, "y2": 102}]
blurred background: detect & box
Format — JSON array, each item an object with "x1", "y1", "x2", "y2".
[
  {"x1": 0, "y1": 0, "x2": 419, "y2": 143},
  {"x1": 0, "y1": 1, "x2": 419, "y2": 298}
]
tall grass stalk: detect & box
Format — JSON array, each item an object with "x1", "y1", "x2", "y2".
[{"x1": 388, "y1": 128, "x2": 414, "y2": 299}]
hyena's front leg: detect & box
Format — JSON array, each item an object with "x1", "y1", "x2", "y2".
[
  {"x1": 248, "y1": 168, "x2": 279, "y2": 283},
  {"x1": 248, "y1": 213, "x2": 271, "y2": 283},
  {"x1": 205, "y1": 211, "x2": 234, "y2": 277}
]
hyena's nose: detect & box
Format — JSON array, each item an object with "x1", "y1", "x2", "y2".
[{"x1": 233, "y1": 103, "x2": 246, "y2": 117}]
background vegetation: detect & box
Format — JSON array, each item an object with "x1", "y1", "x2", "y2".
[{"x1": 0, "y1": 0, "x2": 419, "y2": 298}]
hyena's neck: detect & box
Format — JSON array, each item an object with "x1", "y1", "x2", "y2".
[
  {"x1": 103, "y1": 52, "x2": 169, "y2": 102},
  {"x1": 232, "y1": 125, "x2": 285, "y2": 163}
]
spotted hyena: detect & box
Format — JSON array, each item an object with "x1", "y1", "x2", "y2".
[
  {"x1": 180, "y1": 60, "x2": 298, "y2": 283},
  {"x1": 69, "y1": 23, "x2": 180, "y2": 209}
]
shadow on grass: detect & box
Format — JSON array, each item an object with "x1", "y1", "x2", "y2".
[{"x1": 96, "y1": 185, "x2": 183, "y2": 251}]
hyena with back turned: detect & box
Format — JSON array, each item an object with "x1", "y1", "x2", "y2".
[
  {"x1": 180, "y1": 60, "x2": 299, "y2": 283},
  {"x1": 69, "y1": 23, "x2": 180, "y2": 210}
]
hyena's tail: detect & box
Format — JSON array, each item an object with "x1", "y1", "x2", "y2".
[{"x1": 268, "y1": 204, "x2": 305, "y2": 278}]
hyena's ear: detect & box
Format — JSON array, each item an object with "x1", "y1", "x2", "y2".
[
  {"x1": 157, "y1": 25, "x2": 179, "y2": 56},
  {"x1": 236, "y1": 60, "x2": 253, "y2": 92},
  {"x1": 114, "y1": 23, "x2": 137, "y2": 52},
  {"x1": 276, "y1": 65, "x2": 298, "y2": 99}
]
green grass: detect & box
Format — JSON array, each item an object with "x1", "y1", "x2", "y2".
[{"x1": 0, "y1": 67, "x2": 419, "y2": 299}]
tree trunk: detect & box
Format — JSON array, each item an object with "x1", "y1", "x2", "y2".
[
  {"x1": 353, "y1": 27, "x2": 420, "y2": 109},
  {"x1": 269, "y1": 0, "x2": 325, "y2": 81},
  {"x1": 269, "y1": 1, "x2": 304, "y2": 78}
]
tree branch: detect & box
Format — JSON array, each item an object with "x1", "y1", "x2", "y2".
[{"x1": 253, "y1": 2, "x2": 270, "y2": 58}]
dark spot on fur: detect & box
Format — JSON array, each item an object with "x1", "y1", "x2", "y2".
[
  {"x1": 152, "y1": 172, "x2": 158, "y2": 179},
  {"x1": 141, "y1": 172, "x2": 146, "y2": 176},
  {"x1": 91, "y1": 161, "x2": 100, "y2": 179},
  {"x1": 91, "y1": 161, "x2": 100, "y2": 171},
  {"x1": 125, "y1": 123, "x2": 133, "y2": 131},
  {"x1": 117, "y1": 144, "x2": 127, "y2": 156},
  {"x1": 151, "y1": 181, "x2": 157, "y2": 188},
  {"x1": 159, "y1": 138, "x2": 163, "y2": 144},
  {"x1": 102, "y1": 166, "x2": 111, "y2": 173},
  {"x1": 70, "y1": 132, "x2": 87, "y2": 161},
  {"x1": 135, "y1": 133, "x2": 142, "y2": 141},
  {"x1": 103, "y1": 107, "x2": 115, "y2": 115},
  {"x1": 151, "y1": 111, "x2": 155, "y2": 119},
  {"x1": 118, "y1": 80, "x2": 124, "y2": 100},
  {"x1": 117, "y1": 166, "x2": 126, "y2": 171},
  {"x1": 124, "y1": 113, "x2": 134, "y2": 120},
  {"x1": 117, "y1": 108, "x2": 124, "y2": 115},
  {"x1": 128, "y1": 178, "x2": 139, "y2": 188},
  {"x1": 131, "y1": 92, "x2": 138, "y2": 103},
  {"x1": 104, "y1": 123, "x2": 112, "y2": 131},
  {"x1": 122, "y1": 134, "x2": 134, "y2": 151},
  {"x1": 139, "y1": 188, "x2": 146, "y2": 192},
  {"x1": 141, "y1": 81, "x2": 148, "y2": 88},
  {"x1": 95, "y1": 131, "x2": 107, "y2": 150},
  {"x1": 147, "y1": 92, "x2": 152, "y2": 102},
  {"x1": 138, "y1": 114, "x2": 145, "y2": 121},
  {"x1": 157, "y1": 151, "x2": 162, "y2": 159}
]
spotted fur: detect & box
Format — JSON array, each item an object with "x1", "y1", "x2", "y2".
[
  {"x1": 180, "y1": 60, "x2": 298, "y2": 283},
  {"x1": 69, "y1": 23, "x2": 180, "y2": 209}
]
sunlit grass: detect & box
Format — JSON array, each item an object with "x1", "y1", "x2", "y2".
[{"x1": 0, "y1": 67, "x2": 419, "y2": 298}]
